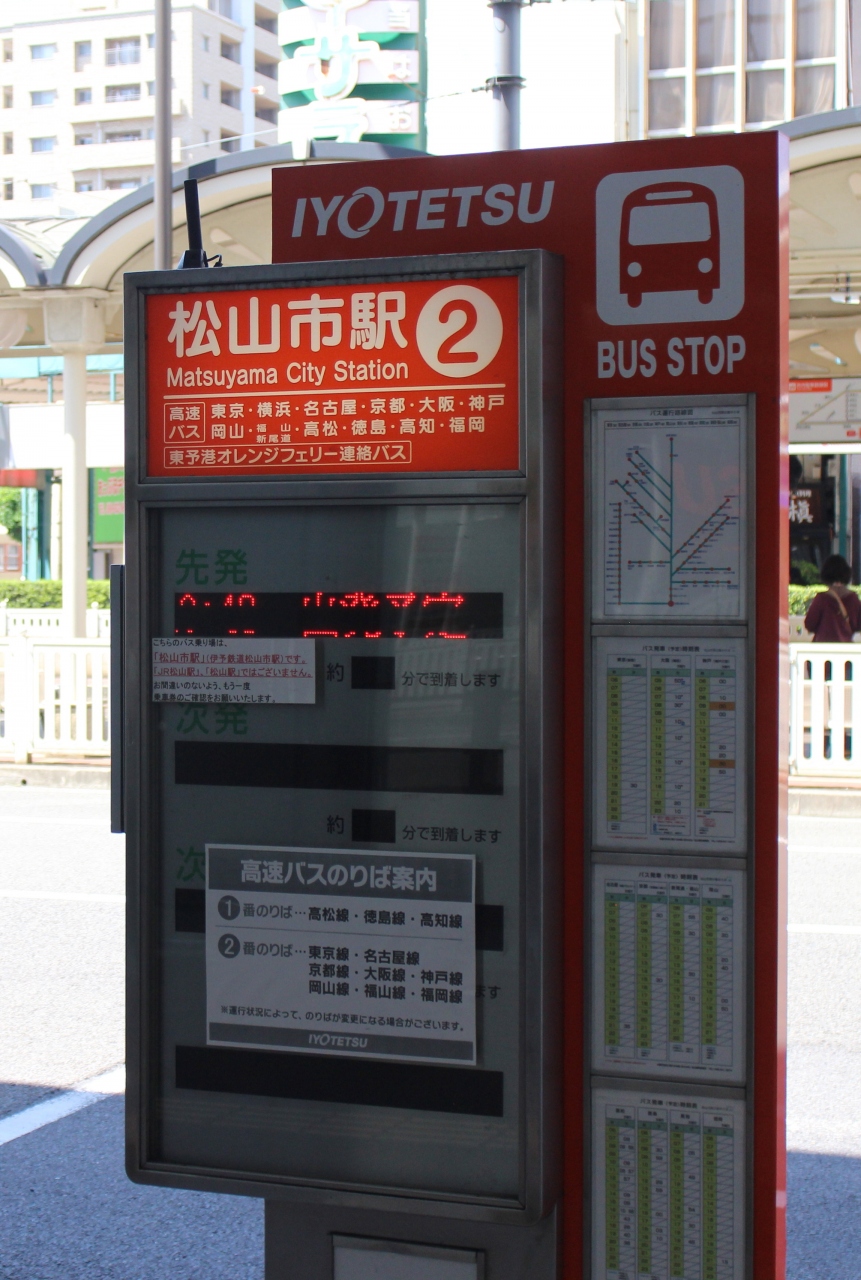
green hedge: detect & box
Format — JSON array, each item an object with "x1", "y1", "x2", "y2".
[
  {"x1": 0, "y1": 581, "x2": 111, "y2": 608},
  {"x1": 789, "y1": 584, "x2": 861, "y2": 616}
]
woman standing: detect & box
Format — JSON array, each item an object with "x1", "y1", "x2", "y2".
[{"x1": 804, "y1": 555, "x2": 861, "y2": 641}]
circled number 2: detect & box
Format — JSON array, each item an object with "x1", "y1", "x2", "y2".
[
  {"x1": 218, "y1": 933, "x2": 240, "y2": 958},
  {"x1": 415, "y1": 285, "x2": 504, "y2": 378}
]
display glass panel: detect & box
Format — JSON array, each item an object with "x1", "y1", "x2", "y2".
[{"x1": 152, "y1": 501, "x2": 524, "y2": 1201}]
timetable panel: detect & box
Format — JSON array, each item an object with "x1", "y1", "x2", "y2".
[
  {"x1": 592, "y1": 864, "x2": 744, "y2": 1081},
  {"x1": 592, "y1": 1087, "x2": 744, "y2": 1280},
  {"x1": 593, "y1": 637, "x2": 746, "y2": 854}
]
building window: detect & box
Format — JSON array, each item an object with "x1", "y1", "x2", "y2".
[
  {"x1": 254, "y1": 58, "x2": 277, "y2": 80},
  {"x1": 255, "y1": 9, "x2": 277, "y2": 34},
  {"x1": 795, "y1": 62, "x2": 835, "y2": 113},
  {"x1": 697, "y1": 73, "x2": 735, "y2": 127},
  {"x1": 650, "y1": 0, "x2": 686, "y2": 70},
  {"x1": 30, "y1": 136, "x2": 55, "y2": 152},
  {"x1": 220, "y1": 130, "x2": 240, "y2": 152},
  {"x1": 202, "y1": 82, "x2": 210, "y2": 99},
  {"x1": 221, "y1": 39, "x2": 240, "y2": 63},
  {"x1": 2, "y1": 41, "x2": 12, "y2": 63},
  {"x1": 147, "y1": 34, "x2": 155, "y2": 48},
  {"x1": 105, "y1": 37, "x2": 141, "y2": 66},
  {"x1": 210, "y1": 0, "x2": 234, "y2": 16},
  {"x1": 746, "y1": 67, "x2": 785, "y2": 120},
  {"x1": 3, "y1": 180, "x2": 12, "y2": 201},
  {"x1": 1, "y1": 543, "x2": 21, "y2": 571},
  {"x1": 31, "y1": 184, "x2": 54, "y2": 198},
  {"x1": 747, "y1": 0, "x2": 786, "y2": 61},
  {"x1": 648, "y1": 0, "x2": 686, "y2": 132},
  {"x1": 75, "y1": 88, "x2": 93, "y2": 105},
  {"x1": 105, "y1": 130, "x2": 142, "y2": 143},
  {"x1": 75, "y1": 41, "x2": 92, "y2": 72},
  {"x1": 147, "y1": 81, "x2": 155, "y2": 95},
  {"x1": 796, "y1": 0, "x2": 835, "y2": 58},
  {"x1": 31, "y1": 90, "x2": 58, "y2": 107},
  {"x1": 30, "y1": 44, "x2": 57, "y2": 61},
  {"x1": 75, "y1": 179, "x2": 94, "y2": 192},
  {"x1": 203, "y1": 129, "x2": 210, "y2": 143},
  {"x1": 75, "y1": 133, "x2": 95, "y2": 145},
  {"x1": 3, "y1": 134, "x2": 12, "y2": 155},
  {"x1": 221, "y1": 84, "x2": 240, "y2": 108},
  {"x1": 255, "y1": 105, "x2": 277, "y2": 124},
  {"x1": 106, "y1": 83, "x2": 141, "y2": 102},
  {"x1": 2, "y1": 87, "x2": 11, "y2": 109},
  {"x1": 203, "y1": 35, "x2": 210, "y2": 53},
  {"x1": 697, "y1": 0, "x2": 735, "y2": 68},
  {"x1": 106, "y1": 177, "x2": 141, "y2": 189}
]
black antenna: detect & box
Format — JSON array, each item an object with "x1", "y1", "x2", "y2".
[{"x1": 177, "y1": 178, "x2": 221, "y2": 269}]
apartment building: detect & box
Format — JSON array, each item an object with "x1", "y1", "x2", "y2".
[
  {"x1": 0, "y1": 0, "x2": 281, "y2": 217},
  {"x1": 623, "y1": 0, "x2": 861, "y2": 138}
]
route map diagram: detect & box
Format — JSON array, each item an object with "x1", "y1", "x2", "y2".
[{"x1": 594, "y1": 405, "x2": 746, "y2": 619}]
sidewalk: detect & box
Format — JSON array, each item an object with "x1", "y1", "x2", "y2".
[
  {"x1": 0, "y1": 761, "x2": 109, "y2": 789},
  {"x1": 790, "y1": 774, "x2": 861, "y2": 816}
]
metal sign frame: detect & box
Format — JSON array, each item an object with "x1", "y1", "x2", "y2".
[{"x1": 121, "y1": 249, "x2": 564, "y2": 1224}]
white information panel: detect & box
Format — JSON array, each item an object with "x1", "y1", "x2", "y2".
[
  {"x1": 593, "y1": 637, "x2": 746, "y2": 854},
  {"x1": 592, "y1": 1087, "x2": 745, "y2": 1280},
  {"x1": 592, "y1": 865, "x2": 745, "y2": 1081},
  {"x1": 205, "y1": 844, "x2": 476, "y2": 1065},
  {"x1": 592, "y1": 403, "x2": 746, "y2": 620},
  {"x1": 152, "y1": 637, "x2": 316, "y2": 703}
]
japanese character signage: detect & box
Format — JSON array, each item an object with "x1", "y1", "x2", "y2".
[
  {"x1": 145, "y1": 277, "x2": 519, "y2": 477},
  {"x1": 152, "y1": 638, "x2": 316, "y2": 704},
  {"x1": 206, "y1": 845, "x2": 476, "y2": 1064}
]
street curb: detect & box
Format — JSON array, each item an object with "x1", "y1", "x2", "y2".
[
  {"x1": 0, "y1": 763, "x2": 110, "y2": 790},
  {"x1": 789, "y1": 789, "x2": 861, "y2": 817}
]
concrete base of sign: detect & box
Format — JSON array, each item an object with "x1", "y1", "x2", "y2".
[{"x1": 264, "y1": 1203, "x2": 558, "y2": 1280}]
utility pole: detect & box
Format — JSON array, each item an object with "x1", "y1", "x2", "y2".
[
  {"x1": 487, "y1": 0, "x2": 526, "y2": 150},
  {"x1": 154, "y1": 0, "x2": 173, "y2": 270}
]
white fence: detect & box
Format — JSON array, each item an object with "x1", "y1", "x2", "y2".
[
  {"x1": 789, "y1": 642, "x2": 861, "y2": 775},
  {"x1": 0, "y1": 636, "x2": 110, "y2": 761},
  {"x1": 0, "y1": 623, "x2": 857, "y2": 774},
  {"x1": 0, "y1": 605, "x2": 109, "y2": 639}
]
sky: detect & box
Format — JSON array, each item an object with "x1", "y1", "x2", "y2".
[{"x1": 424, "y1": 0, "x2": 619, "y2": 156}]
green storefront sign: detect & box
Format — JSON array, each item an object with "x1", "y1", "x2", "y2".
[{"x1": 92, "y1": 467, "x2": 125, "y2": 544}]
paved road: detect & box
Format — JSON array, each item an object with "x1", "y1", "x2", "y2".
[
  {"x1": 0, "y1": 786, "x2": 858, "y2": 1277},
  {"x1": 0, "y1": 786, "x2": 261, "y2": 1280}
]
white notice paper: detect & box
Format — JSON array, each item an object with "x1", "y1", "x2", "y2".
[
  {"x1": 592, "y1": 402, "x2": 746, "y2": 620},
  {"x1": 152, "y1": 637, "x2": 315, "y2": 703},
  {"x1": 206, "y1": 845, "x2": 476, "y2": 1064}
]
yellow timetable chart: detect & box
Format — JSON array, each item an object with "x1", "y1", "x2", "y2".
[
  {"x1": 593, "y1": 1089, "x2": 744, "y2": 1280},
  {"x1": 596, "y1": 637, "x2": 745, "y2": 853},
  {"x1": 593, "y1": 865, "x2": 744, "y2": 1081}
]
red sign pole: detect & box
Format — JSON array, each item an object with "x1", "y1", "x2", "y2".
[{"x1": 271, "y1": 133, "x2": 788, "y2": 1279}]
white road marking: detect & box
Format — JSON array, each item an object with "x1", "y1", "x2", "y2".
[
  {"x1": 0, "y1": 890, "x2": 124, "y2": 903},
  {"x1": 0, "y1": 1065, "x2": 125, "y2": 1149}
]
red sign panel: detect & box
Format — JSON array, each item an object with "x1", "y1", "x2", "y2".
[
  {"x1": 146, "y1": 276, "x2": 519, "y2": 477},
  {"x1": 271, "y1": 135, "x2": 788, "y2": 1280}
]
